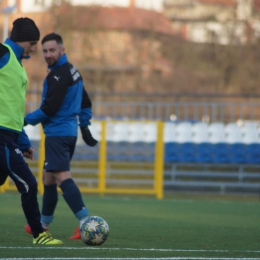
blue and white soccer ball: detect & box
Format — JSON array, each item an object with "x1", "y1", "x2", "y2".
[{"x1": 80, "y1": 216, "x2": 109, "y2": 246}]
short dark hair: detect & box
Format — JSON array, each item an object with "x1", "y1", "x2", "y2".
[{"x1": 41, "y1": 33, "x2": 63, "y2": 45}]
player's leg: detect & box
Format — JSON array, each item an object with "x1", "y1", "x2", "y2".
[
  {"x1": 44, "y1": 136, "x2": 89, "y2": 238},
  {"x1": 40, "y1": 169, "x2": 58, "y2": 229},
  {"x1": 0, "y1": 133, "x2": 62, "y2": 244},
  {"x1": 40, "y1": 136, "x2": 66, "y2": 228},
  {"x1": 0, "y1": 172, "x2": 8, "y2": 186},
  {"x1": 54, "y1": 170, "x2": 89, "y2": 224},
  {"x1": 0, "y1": 133, "x2": 8, "y2": 186},
  {"x1": 57, "y1": 171, "x2": 89, "y2": 239},
  {"x1": 0, "y1": 133, "x2": 43, "y2": 237},
  {"x1": 59, "y1": 136, "x2": 89, "y2": 226},
  {"x1": 24, "y1": 169, "x2": 56, "y2": 234}
]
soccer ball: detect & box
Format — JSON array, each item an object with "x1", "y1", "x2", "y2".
[{"x1": 80, "y1": 216, "x2": 109, "y2": 246}]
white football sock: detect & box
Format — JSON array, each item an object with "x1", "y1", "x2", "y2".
[
  {"x1": 79, "y1": 216, "x2": 89, "y2": 227},
  {"x1": 41, "y1": 222, "x2": 49, "y2": 229}
]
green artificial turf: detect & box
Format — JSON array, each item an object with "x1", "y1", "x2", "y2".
[{"x1": 0, "y1": 192, "x2": 259, "y2": 259}]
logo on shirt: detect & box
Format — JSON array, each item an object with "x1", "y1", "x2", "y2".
[
  {"x1": 54, "y1": 76, "x2": 60, "y2": 81},
  {"x1": 70, "y1": 66, "x2": 80, "y2": 81},
  {"x1": 15, "y1": 148, "x2": 22, "y2": 155}
]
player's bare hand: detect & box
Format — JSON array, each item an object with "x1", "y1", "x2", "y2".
[{"x1": 23, "y1": 147, "x2": 34, "y2": 160}]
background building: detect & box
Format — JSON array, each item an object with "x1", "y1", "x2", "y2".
[
  {"x1": 163, "y1": 0, "x2": 260, "y2": 44},
  {"x1": 0, "y1": 0, "x2": 174, "y2": 107},
  {"x1": 2, "y1": 0, "x2": 260, "y2": 108}
]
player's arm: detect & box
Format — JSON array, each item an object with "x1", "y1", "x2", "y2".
[
  {"x1": 25, "y1": 68, "x2": 69, "y2": 125},
  {"x1": 17, "y1": 128, "x2": 34, "y2": 160},
  {"x1": 78, "y1": 87, "x2": 92, "y2": 127},
  {"x1": 40, "y1": 71, "x2": 70, "y2": 116},
  {"x1": 79, "y1": 87, "x2": 97, "y2": 147}
]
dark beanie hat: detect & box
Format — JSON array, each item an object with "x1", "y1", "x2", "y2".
[{"x1": 10, "y1": 17, "x2": 40, "y2": 42}]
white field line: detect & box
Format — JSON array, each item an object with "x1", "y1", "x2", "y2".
[
  {"x1": 0, "y1": 247, "x2": 260, "y2": 253},
  {"x1": 0, "y1": 246, "x2": 260, "y2": 253},
  {"x1": 0, "y1": 257, "x2": 260, "y2": 260},
  {"x1": 1, "y1": 247, "x2": 260, "y2": 259}
]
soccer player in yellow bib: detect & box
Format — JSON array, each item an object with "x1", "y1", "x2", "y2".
[{"x1": 0, "y1": 17, "x2": 62, "y2": 245}]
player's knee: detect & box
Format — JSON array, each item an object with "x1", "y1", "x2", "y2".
[{"x1": 23, "y1": 180, "x2": 38, "y2": 195}]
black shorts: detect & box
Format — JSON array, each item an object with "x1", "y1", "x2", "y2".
[{"x1": 44, "y1": 136, "x2": 77, "y2": 172}]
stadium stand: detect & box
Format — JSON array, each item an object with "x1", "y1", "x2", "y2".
[
  {"x1": 24, "y1": 120, "x2": 260, "y2": 195},
  {"x1": 24, "y1": 120, "x2": 260, "y2": 164},
  {"x1": 24, "y1": 124, "x2": 41, "y2": 141},
  {"x1": 161, "y1": 121, "x2": 260, "y2": 194}
]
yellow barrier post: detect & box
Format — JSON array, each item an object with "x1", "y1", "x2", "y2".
[
  {"x1": 154, "y1": 121, "x2": 164, "y2": 199},
  {"x1": 37, "y1": 126, "x2": 45, "y2": 195},
  {"x1": 98, "y1": 121, "x2": 107, "y2": 195},
  {"x1": 3, "y1": 177, "x2": 10, "y2": 192},
  {"x1": 0, "y1": 181, "x2": 6, "y2": 193}
]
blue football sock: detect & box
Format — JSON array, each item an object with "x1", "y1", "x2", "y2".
[
  {"x1": 41, "y1": 184, "x2": 58, "y2": 223},
  {"x1": 60, "y1": 178, "x2": 89, "y2": 220}
]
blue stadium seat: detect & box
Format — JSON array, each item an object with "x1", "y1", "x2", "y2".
[
  {"x1": 194, "y1": 142, "x2": 213, "y2": 163},
  {"x1": 144, "y1": 154, "x2": 155, "y2": 162},
  {"x1": 73, "y1": 144, "x2": 99, "y2": 161},
  {"x1": 107, "y1": 154, "x2": 130, "y2": 161},
  {"x1": 165, "y1": 142, "x2": 178, "y2": 153},
  {"x1": 178, "y1": 142, "x2": 196, "y2": 163},
  {"x1": 228, "y1": 143, "x2": 247, "y2": 163},
  {"x1": 164, "y1": 142, "x2": 179, "y2": 162},
  {"x1": 129, "y1": 142, "x2": 155, "y2": 162},
  {"x1": 129, "y1": 154, "x2": 147, "y2": 162},
  {"x1": 144, "y1": 142, "x2": 156, "y2": 152},
  {"x1": 211, "y1": 143, "x2": 230, "y2": 163},
  {"x1": 164, "y1": 154, "x2": 179, "y2": 163},
  {"x1": 143, "y1": 142, "x2": 155, "y2": 161},
  {"x1": 245, "y1": 143, "x2": 260, "y2": 163},
  {"x1": 106, "y1": 142, "x2": 132, "y2": 161},
  {"x1": 84, "y1": 154, "x2": 99, "y2": 161}
]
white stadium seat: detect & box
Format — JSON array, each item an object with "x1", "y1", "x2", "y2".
[
  {"x1": 163, "y1": 122, "x2": 178, "y2": 142},
  {"x1": 128, "y1": 122, "x2": 145, "y2": 142},
  {"x1": 192, "y1": 122, "x2": 209, "y2": 143},
  {"x1": 113, "y1": 122, "x2": 130, "y2": 142},
  {"x1": 88, "y1": 122, "x2": 102, "y2": 141},
  {"x1": 242, "y1": 129, "x2": 260, "y2": 144},
  {"x1": 224, "y1": 123, "x2": 243, "y2": 144},
  {"x1": 143, "y1": 122, "x2": 157, "y2": 142},
  {"x1": 24, "y1": 124, "x2": 41, "y2": 140}
]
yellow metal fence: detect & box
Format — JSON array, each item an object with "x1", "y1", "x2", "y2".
[{"x1": 0, "y1": 120, "x2": 164, "y2": 199}]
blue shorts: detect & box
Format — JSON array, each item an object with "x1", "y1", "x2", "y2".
[{"x1": 44, "y1": 136, "x2": 77, "y2": 172}]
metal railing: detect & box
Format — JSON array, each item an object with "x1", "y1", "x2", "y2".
[{"x1": 26, "y1": 101, "x2": 260, "y2": 123}]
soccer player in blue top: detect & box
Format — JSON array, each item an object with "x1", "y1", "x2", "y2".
[
  {"x1": 24, "y1": 33, "x2": 97, "y2": 239},
  {"x1": 0, "y1": 18, "x2": 62, "y2": 245}
]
